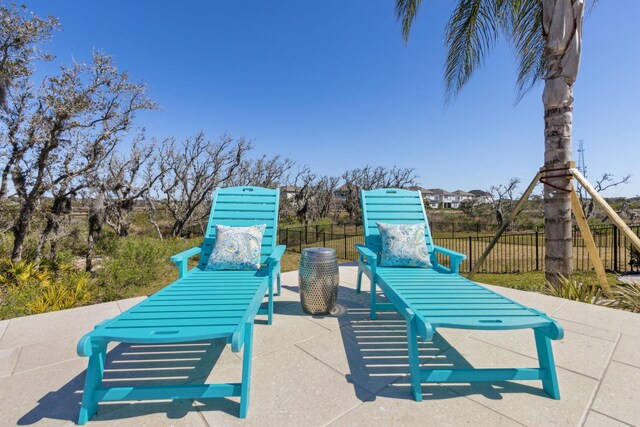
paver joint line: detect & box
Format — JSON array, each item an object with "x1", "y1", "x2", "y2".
[
  {"x1": 0, "y1": 319, "x2": 11, "y2": 344},
  {"x1": 550, "y1": 299, "x2": 569, "y2": 315},
  {"x1": 610, "y1": 358, "x2": 640, "y2": 370},
  {"x1": 588, "y1": 409, "x2": 636, "y2": 427},
  {"x1": 193, "y1": 399, "x2": 212, "y2": 427},
  {"x1": 9, "y1": 346, "x2": 22, "y2": 377},
  {"x1": 388, "y1": 369, "x2": 530, "y2": 427},
  {"x1": 321, "y1": 399, "x2": 370, "y2": 427},
  {"x1": 578, "y1": 333, "x2": 622, "y2": 427}
]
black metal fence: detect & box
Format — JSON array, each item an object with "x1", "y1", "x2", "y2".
[
  {"x1": 280, "y1": 221, "x2": 540, "y2": 239},
  {"x1": 278, "y1": 224, "x2": 640, "y2": 274}
]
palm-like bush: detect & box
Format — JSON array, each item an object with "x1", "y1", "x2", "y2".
[
  {"x1": 27, "y1": 271, "x2": 94, "y2": 313},
  {"x1": 0, "y1": 260, "x2": 50, "y2": 288},
  {"x1": 614, "y1": 283, "x2": 640, "y2": 313},
  {"x1": 544, "y1": 275, "x2": 603, "y2": 304}
]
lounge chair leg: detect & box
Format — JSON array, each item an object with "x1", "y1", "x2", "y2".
[
  {"x1": 356, "y1": 266, "x2": 363, "y2": 293},
  {"x1": 276, "y1": 270, "x2": 281, "y2": 296},
  {"x1": 239, "y1": 322, "x2": 254, "y2": 418},
  {"x1": 267, "y1": 280, "x2": 274, "y2": 325},
  {"x1": 534, "y1": 329, "x2": 560, "y2": 399},
  {"x1": 405, "y1": 310, "x2": 423, "y2": 401},
  {"x1": 370, "y1": 280, "x2": 377, "y2": 320},
  {"x1": 78, "y1": 341, "x2": 107, "y2": 425}
]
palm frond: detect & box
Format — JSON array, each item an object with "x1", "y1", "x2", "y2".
[
  {"x1": 443, "y1": 0, "x2": 502, "y2": 102},
  {"x1": 395, "y1": 0, "x2": 423, "y2": 43},
  {"x1": 508, "y1": 0, "x2": 545, "y2": 102}
]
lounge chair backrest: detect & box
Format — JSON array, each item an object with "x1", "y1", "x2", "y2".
[
  {"x1": 199, "y1": 186, "x2": 280, "y2": 268},
  {"x1": 360, "y1": 188, "x2": 434, "y2": 256}
]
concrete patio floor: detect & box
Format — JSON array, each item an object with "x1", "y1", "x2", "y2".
[{"x1": 1, "y1": 265, "x2": 639, "y2": 426}]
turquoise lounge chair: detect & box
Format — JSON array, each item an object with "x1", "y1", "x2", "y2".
[
  {"x1": 355, "y1": 188, "x2": 563, "y2": 401},
  {"x1": 76, "y1": 186, "x2": 285, "y2": 424}
]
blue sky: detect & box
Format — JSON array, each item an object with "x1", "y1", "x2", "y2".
[{"x1": 27, "y1": 0, "x2": 640, "y2": 196}]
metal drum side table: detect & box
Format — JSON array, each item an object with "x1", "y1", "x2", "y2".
[{"x1": 298, "y1": 247, "x2": 339, "y2": 315}]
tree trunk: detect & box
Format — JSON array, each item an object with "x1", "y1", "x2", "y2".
[
  {"x1": 172, "y1": 219, "x2": 186, "y2": 238},
  {"x1": 35, "y1": 216, "x2": 55, "y2": 261},
  {"x1": 542, "y1": 0, "x2": 584, "y2": 286},
  {"x1": 11, "y1": 202, "x2": 36, "y2": 261},
  {"x1": 543, "y1": 105, "x2": 573, "y2": 283},
  {"x1": 86, "y1": 194, "x2": 106, "y2": 272}
]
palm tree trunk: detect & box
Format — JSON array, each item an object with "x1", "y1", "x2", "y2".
[
  {"x1": 542, "y1": 0, "x2": 584, "y2": 286},
  {"x1": 543, "y1": 105, "x2": 573, "y2": 284}
]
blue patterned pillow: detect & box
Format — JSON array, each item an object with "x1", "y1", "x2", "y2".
[
  {"x1": 377, "y1": 222, "x2": 431, "y2": 268},
  {"x1": 206, "y1": 224, "x2": 266, "y2": 271}
]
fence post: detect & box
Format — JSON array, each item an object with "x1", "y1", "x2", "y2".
[
  {"x1": 331, "y1": 224, "x2": 334, "y2": 240},
  {"x1": 299, "y1": 230, "x2": 303, "y2": 253},
  {"x1": 344, "y1": 232, "x2": 348, "y2": 259},
  {"x1": 468, "y1": 236, "x2": 473, "y2": 273},
  {"x1": 286, "y1": 228, "x2": 290, "y2": 251},
  {"x1": 323, "y1": 232, "x2": 326, "y2": 248},
  {"x1": 535, "y1": 230, "x2": 539, "y2": 271},
  {"x1": 476, "y1": 223, "x2": 480, "y2": 238},
  {"x1": 315, "y1": 224, "x2": 319, "y2": 241},
  {"x1": 613, "y1": 225, "x2": 618, "y2": 271},
  {"x1": 305, "y1": 225, "x2": 308, "y2": 244}
]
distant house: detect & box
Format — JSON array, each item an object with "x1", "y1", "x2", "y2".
[
  {"x1": 469, "y1": 189, "x2": 492, "y2": 204},
  {"x1": 280, "y1": 185, "x2": 298, "y2": 200},
  {"x1": 427, "y1": 188, "x2": 458, "y2": 208},
  {"x1": 409, "y1": 187, "x2": 490, "y2": 209},
  {"x1": 408, "y1": 186, "x2": 439, "y2": 208},
  {"x1": 452, "y1": 190, "x2": 475, "y2": 207}
]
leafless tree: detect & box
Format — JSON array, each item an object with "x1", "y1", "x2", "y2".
[
  {"x1": 156, "y1": 132, "x2": 250, "y2": 237},
  {"x1": 488, "y1": 178, "x2": 521, "y2": 227},
  {"x1": 340, "y1": 165, "x2": 418, "y2": 222},
  {"x1": 313, "y1": 176, "x2": 340, "y2": 219},
  {"x1": 2, "y1": 52, "x2": 155, "y2": 261},
  {"x1": 34, "y1": 148, "x2": 87, "y2": 261},
  {"x1": 230, "y1": 154, "x2": 293, "y2": 188},
  {"x1": 283, "y1": 166, "x2": 340, "y2": 225},
  {"x1": 85, "y1": 136, "x2": 162, "y2": 271},
  {"x1": 578, "y1": 173, "x2": 632, "y2": 220},
  {"x1": 104, "y1": 138, "x2": 162, "y2": 237},
  {"x1": 287, "y1": 166, "x2": 317, "y2": 225},
  {"x1": 0, "y1": 3, "x2": 59, "y2": 109}
]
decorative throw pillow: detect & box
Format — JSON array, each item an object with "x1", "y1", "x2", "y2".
[
  {"x1": 206, "y1": 224, "x2": 266, "y2": 271},
  {"x1": 377, "y1": 222, "x2": 431, "y2": 268}
]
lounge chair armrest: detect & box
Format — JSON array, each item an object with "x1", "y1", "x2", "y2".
[
  {"x1": 432, "y1": 245, "x2": 467, "y2": 274},
  {"x1": 355, "y1": 244, "x2": 378, "y2": 275},
  {"x1": 267, "y1": 245, "x2": 286, "y2": 266},
  {"x1": 170, "y1": 246, "x2": 202, "y2": 278},
  {"x1": 355, "y1": 244, "x2": 377, "y2": 264}
]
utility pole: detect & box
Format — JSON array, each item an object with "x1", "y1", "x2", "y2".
[{"x1": 576, "y1": 140, "x2": 587, "y2": 198}]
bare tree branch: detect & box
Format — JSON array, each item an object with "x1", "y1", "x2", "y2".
[
  {"x1": 1, "y1": 52, "x2": 155, "y2": 261},
  {"x1": 155, "y1": 132, "x2": 251, "y2": 237}
]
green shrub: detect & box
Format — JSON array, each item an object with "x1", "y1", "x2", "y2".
[
  {"x1": 95, "y1": 230, "x2": 121, "y2": 257},
  {"x1": 96, "y1": 237, "x2": 195, "y2": 300},
  {"x1": 0, "y1": 259, "x2": 50, "y2": 288},
  {"x1": 315, "y1": 218, "x2": 333, "y2": 233},
  {"x1": 544, "y1": 275, "x2": 603, "y2": 304},
  {"x1": 0, "y1": 260, "x2": 95, "y2": 319},
  {"x1": 27, "y1": 271, "x2": 94, "y2": 314},
  {"x1": 613, "y1": 283, "x2": 640, "y2": 313},
  {"x1": 57, "y1": 226, "x2": 87, "y2": 257}
]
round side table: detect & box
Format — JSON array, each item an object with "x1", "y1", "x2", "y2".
[{"x1": 298, "y1": 247, "x2": 339, "y2": 315}]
